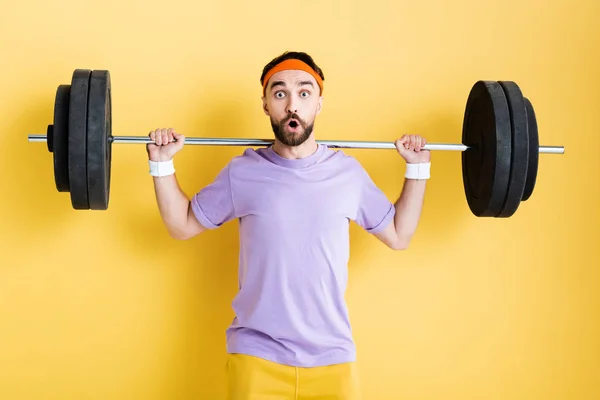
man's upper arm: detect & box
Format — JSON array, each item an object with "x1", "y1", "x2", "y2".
[
  {"x1": 184, "y1": 202, "x2": 209, "y2": 237},
  {"x1": 189, "y1": 163, "x2": 236, "y2": 232},
  {"x1": 372, "y1": 219, "x2": 401, "y2": 249}
]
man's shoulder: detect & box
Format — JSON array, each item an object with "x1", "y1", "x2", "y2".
[
  {"x1": 223, "y1": 147, "x2": 266, "y2": 167},
  {"x1": 220, "y1": 148, "x2": 276, "y2": 180},
  {"x1": 322, "y1": 147, "x2": 367, "y2": 171}
]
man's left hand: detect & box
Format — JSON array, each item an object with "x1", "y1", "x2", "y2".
[{"x1": 394, "y1": 134, "x2": 431, "y2": 164}]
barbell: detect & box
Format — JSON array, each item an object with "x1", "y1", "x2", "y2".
[{"x1": 28, "y1": 69, "x2": 564, "y2": 217}]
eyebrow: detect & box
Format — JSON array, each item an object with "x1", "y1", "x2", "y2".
[{"x1": 270, "y1": 80, "x2": 314, "y2": 91}]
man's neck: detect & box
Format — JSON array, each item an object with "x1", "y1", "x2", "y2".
[{"x1": 272, "y1": 137, "x2": 319, "y2": 160}]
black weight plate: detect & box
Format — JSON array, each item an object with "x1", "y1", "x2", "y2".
[
  {"x1": 68, "y1": 69, "x2": 92, "y2": 210},
  {"x1": 522, "y1": 97, "x2": 538, "y2": 201},
  {"x1": 496, "y1": 81, "x2": 529, "y2": 218},
  {"x1": 87, "y1": 70, "x2": 112, "y2": 210},
  {"x1": 53, "y1": 84, "x2": 70, "y2": 192},
  {"x1": 461, "y1": 80, "x2": 512, "y2": 217},
  {"x1": 46, "y1": 125, "x2": 53, "y2": 153}
]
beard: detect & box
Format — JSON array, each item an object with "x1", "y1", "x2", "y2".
[{"x1": 270, "y1": 113, "x2": 314, "y2": 147}]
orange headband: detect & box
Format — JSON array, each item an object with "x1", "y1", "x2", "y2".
[{"x1": 262, "y1": 59, "x2": 324, "y2": 96}]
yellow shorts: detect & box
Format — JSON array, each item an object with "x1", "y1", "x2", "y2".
[{"x1": 225, "y1": 353, "x2": 362, "y2": 400}]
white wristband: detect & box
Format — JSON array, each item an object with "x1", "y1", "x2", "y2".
[
  {"x1": 405, "y1": 162, "x2": 430, "y2": 180},
  {"x1": 149, "y1": 159, "x2": 175, "y2": 177}
]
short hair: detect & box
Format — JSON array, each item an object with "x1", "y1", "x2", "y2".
[{"x1": 260, "y1": 51, "x2": 325, "y2": 87}]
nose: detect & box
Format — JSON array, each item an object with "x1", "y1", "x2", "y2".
[{"x1": 286, "y1": 97, "x2": 298, "y2": 115}]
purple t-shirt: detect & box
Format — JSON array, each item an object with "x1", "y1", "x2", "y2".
[{"x1": 191, "y1": 143, "x2": 395, "y2": 367}]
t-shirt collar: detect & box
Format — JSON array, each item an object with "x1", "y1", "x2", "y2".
[{"x1": 263, "y1": 143, "x2": 326, "y2": 169}]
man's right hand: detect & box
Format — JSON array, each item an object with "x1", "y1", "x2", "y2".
[{"x1": 147, "y1": 128, "x2": 185, "y2": 161}]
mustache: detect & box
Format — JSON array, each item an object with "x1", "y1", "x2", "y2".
[{"x1": 284, "y1": 114, "x2": 303, "y2": 124}]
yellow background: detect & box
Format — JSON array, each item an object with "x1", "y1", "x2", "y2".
[{"x1": 1, "y1": 0, "x2": 598, "y2": 399}]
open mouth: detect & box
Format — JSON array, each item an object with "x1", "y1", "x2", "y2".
[{"x1": 288, "y1": 120, "x2": 299, "y2": 129}]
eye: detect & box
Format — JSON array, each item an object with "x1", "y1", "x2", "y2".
[
  {"x1": 275, "y1": 91, "x2": 286, "y2": 98},
  {"x1": 300, "y1": 91, "x2": 310, "y2": 98}
]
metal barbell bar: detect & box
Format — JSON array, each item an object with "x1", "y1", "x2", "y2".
[{"x1": 28, "y1": 134, "x2": 565, "y2": 153}]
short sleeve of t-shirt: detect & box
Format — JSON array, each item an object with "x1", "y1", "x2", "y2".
[
  {"x1": 190, "y1": 163, "x2": 236, "y2": 229},
  {"x1": 354, "y1": 164, "x2": 395, "y2": 233}
]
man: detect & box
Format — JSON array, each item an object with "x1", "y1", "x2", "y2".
[{"x1": 146, "y1": 51, "x2": 430, "y2": 399}]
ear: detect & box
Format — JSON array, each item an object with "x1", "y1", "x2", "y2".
[
  {"x1": 262, "y1": 96, "x2": 270, "y2": 116},
  {"x1": 316, "y1": 95, "x2": 324, "y2": 115}
]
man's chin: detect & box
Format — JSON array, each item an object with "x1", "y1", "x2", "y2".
[{"x1": 277, "y1": 135, "x2": 308, "y2": 147}]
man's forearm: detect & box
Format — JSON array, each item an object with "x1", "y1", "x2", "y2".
[
  {"x1": 152, "y1": 174, "x2": 192, "y2": 238},
  {"x1": 393, "y1": 178, "x2": 427, "y2": 246}
]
